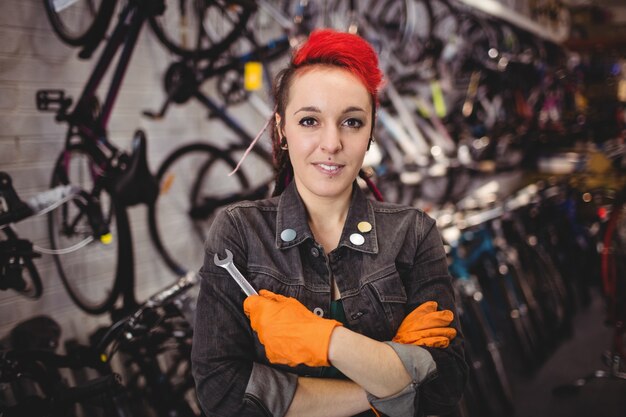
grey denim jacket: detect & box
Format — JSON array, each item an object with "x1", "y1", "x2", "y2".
[{"x1": 191, "y1": 182, "x2": 468, "y2": 417}]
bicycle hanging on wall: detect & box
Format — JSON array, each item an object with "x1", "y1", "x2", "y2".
[{"x1": 38, "y1": 0, "x2": 255, "y2": 315}]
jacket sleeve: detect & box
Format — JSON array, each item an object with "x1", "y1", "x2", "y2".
[
  {"x1": 405, "y1": 212, "x2": 469, "y2": 416},
  {"x1": 191, "y1": 208, "x2": 297, "y2": 417}
]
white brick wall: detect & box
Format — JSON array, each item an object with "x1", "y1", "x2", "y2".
[{"x1": 0, "y1": 0, "x2": 273, "y2": 344}]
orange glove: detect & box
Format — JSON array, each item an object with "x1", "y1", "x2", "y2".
[
  {"x1": 392, "y1": 301, "x2": 457, "y2": 348},
  {"x1": 243, "y1": 289, "x2": 342, "y2": 367}
]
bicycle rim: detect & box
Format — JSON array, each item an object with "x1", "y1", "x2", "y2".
[
  {"x1": 460, "y1": 296, "x2": 514, "y2": 417},
  {"x1": 497, "y1": 262, "x2": 538, "y2": 366},
  {"x1": 149, "y1": 0, "x2": 253, "y2": 59},
  {"x1": 43, "y1": 0, "x2": 115, "y2": 46},
  {"x1": 149, "y1": 143, "x2": 255, "y2": 275},
  {"x1": 48, "y1": 146, "x2": 125, "y2": 314}
]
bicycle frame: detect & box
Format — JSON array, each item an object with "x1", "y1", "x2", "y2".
[
  {"x1": 68, "y1": 1, "x2": 151, "y2": 155},
  {"x1": 38, "y1": 0, "x2": 164, "y2": 315}
]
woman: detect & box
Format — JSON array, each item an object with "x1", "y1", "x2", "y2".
[{"x1": 192, "y1": 29, "x2": 467, "y2": 417}]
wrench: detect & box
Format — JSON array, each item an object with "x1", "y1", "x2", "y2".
[{"x1": 213, "y1": 249, "x2": 258, "y2": 296}]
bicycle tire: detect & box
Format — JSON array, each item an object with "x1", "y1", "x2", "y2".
[
  {"x1": 370, "y1": 0, "x2": 433, "y2": 65},
  {"x1": 501, "y1": 259, "x2": 543, "y2": 366},
  {"x1": 148, "y1": 143, "x2": 270, "y2": 275},
  {"x1": 148, "y1": 0, "x2": 254, "y2": 60},
  {"x1": 481, "y1": 255, "x2": 537, "y2": 367},
  {"x1": 458, "y1": 290, "x2": 514, "y2": 416},
  {"x1": 43, "y1": 0, "x2": 116, "y2": 47},
  {"x1": 48, "y1": 145, "x2": 130, "y2": 314},
  {"x1": 450, "y1": 251, "x2": 514, "y2": 415}
]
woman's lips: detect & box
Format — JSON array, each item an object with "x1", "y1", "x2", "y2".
[{"x1": 313, "y1": 162, "x2": 344, "y2": 176}]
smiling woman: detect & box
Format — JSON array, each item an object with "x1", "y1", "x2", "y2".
[
  {"x1": 279, "y1": 66, "x2": 372, "y2": 204},
  {"x1": 191, "y1": 29, "x2": 468, "y2": 417}
]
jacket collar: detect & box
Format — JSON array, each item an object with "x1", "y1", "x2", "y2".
[{"x1": 275, "y1": 181, "x2": 378, "y2": 254}]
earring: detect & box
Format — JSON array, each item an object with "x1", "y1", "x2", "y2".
[{"x1": 276, "y1": 121, "x2": 288, "y2": 150}]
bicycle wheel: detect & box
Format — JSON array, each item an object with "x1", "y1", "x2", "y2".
[
  {"x1": 43, "y1": 0, "x2": 116, "y2": 47},
  {"x1": 149, "y1": 0, "x2": 254, "y2": 60},
  {"x1": 481, "y1": 254, "x2": 538, "y2": 368},
  {"x1": 148, "y1": 143, "x2": 271, "y2": 275},
  {"x1": 465, "y1": 298, "x2": 515, "y2": 416},
  {"x1": 48, "y1": 145, "x2": 130, "y2": 314}
]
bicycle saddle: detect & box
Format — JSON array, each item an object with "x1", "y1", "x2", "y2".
[{"x1": 114, "y1": 130, "x2": 159, "y2": 207}]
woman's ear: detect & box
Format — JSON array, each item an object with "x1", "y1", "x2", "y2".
[{"x1": 275, "y1": 114, "x2": 283, "y2": 139}]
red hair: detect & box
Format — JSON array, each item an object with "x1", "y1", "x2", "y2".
[{"x1": 292, "y1": 29, "x2": 383, "y2": 102}]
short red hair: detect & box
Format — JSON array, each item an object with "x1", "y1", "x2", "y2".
[{"x1": 292, "y1": 29, "x2": 383, "y2": 102}]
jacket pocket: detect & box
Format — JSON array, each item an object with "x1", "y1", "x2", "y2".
[
  {"x1": 366, "y1": 265, "x2": 408, "y2": 338},
  {"x1": 247, "y1": 264, "x2": 301, "y2": 297}
]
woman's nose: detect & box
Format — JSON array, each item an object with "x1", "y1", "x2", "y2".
[{"x1": 319, "y1": 126, "x2": 343, "y2": 153}]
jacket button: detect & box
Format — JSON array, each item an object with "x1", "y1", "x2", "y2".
[
  {"x1": 311, "y1": 247, "x2": 320, "y2": 257},
  {"x1": 313, "y1": 307, "x2": 324, "y2": 317}
]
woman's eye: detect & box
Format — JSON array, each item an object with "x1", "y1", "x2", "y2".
[
  {"x1": 298, "y1": 117, "x2": 318, "y2": 127},
  {"x1": 343, "y1": 118, "x2": 364, "y2": 129}
]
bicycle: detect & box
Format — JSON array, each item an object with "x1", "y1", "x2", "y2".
[
  {"x1": 38, "y1": 0, "x2": 259, "y2": 316},
  {"x1": 89, "y1": 271, "x2": 202, "y2": 417},
  {"x1": 443, "y1": 214, "x2": 519, "y2": 416},
  {"x1": 142, "y1": 1, "x2": 325, "y2": 275},
  {"x1": 0, "y1": 172, "x2": 108, "y2": 300}
]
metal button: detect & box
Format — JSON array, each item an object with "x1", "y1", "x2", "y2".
[
  {"x1": 311, "y1": 247, "x2": 320, "y2": 257},
  {"x1": 313, "y1": 307, "x2": 324, "y2": 317},
  {"x1": 350, "y1": 233, "x2": 365, "y2": 246},
  {"x1": 280, "y1": 228, "x2": 297, "y2": 242},
  {"x1": 357, "y1": 221, "x2": 372, "y2": 233}
]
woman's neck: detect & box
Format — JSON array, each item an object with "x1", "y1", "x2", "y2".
[{"x1": 294, "y1": 182, "x2": 352, "y2": 250}]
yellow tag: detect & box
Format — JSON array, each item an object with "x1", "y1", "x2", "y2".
[
  {"x1": 244, "y1": 62, "x2": 263, "y2": 91},
  {"x1": 100, "y1": 353, "x2": 108, "y2": 363},
  {"x1": 100, "y1": 233, "x2": 113, "y2": 245},
  {"x1": 430, "y1": 80, "x2": 447, "y2": 118}
]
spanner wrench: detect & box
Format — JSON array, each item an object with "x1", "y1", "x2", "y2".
[{"x1": 213, "y1": 249, "x2": 258, "y2": 296}]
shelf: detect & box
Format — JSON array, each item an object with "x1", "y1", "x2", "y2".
[{"x1": 456, "y1": 0, "x2": 569, "y2": 44}]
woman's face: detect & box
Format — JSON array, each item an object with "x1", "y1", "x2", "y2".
[{"x1": 280, "y1": 65, "x2": 373, "y2": 202}]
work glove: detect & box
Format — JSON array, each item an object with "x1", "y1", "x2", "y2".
[
  {"x1": 243, "y1": 290, "x2": 343, "y2": 367},
  {"x1": 392, "y1": 301, "x2": 457, "y2": 348}
]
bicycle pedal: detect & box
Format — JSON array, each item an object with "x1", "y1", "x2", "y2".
[{"x1": 36, "y1": 90, "x2": 72, "y2": 112}]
